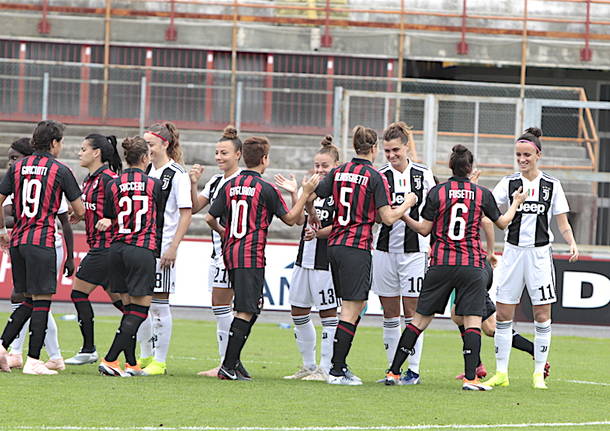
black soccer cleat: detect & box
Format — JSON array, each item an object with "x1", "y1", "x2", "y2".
[
  {"x1": 236, "y1": 361, "x2": 252, "y2": 380},
  {"x1": 217, "y1": 365, "x2": 238, "y2": 381}
]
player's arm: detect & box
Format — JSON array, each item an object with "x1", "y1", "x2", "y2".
[
  {"x1": 161, "y1": 175, "x2": 194, "y2": 268},
  {"x1": 378, "y1": 193, "x2": 418, "y2": 226},
  {"x1": 402, "y1": 214, "x2": 433, "y2": 236},
  {"x1": 275, "y1": 174, "x2": 306, "y2": 226},
  {"x1": 494, "y1": 187, "x2": 526, "y2": 230},
  {"x1": 96, "y1": 181, "x2": 116, "y2": 231},
  {"x1": 205, "y1": 182, "x2": 228, "y2": 236},
  {"x1": 204, "y1": 214, "x2": 225, "y2": 236},
  {"x1": 0, "y1": 193, "x2": 9, "y2": 248},
  {"x1": 58, "y1": 211, "x2": 75, "y2": 276},
  {"x1": 556, "y1": 212, "x2": 578, "y2": 263},
  {"x1": 280, "y1": 174, "x2": 320, "y2": 226},
  {"x1": 314, "y1": 225, "x2": 332, "y2": 239},
  {"x1": 189, "y1": 164, "x2": 209, "y2": 214},
  {"x1": 481, "y1": 216, "x2": 497, "y2": 268}
]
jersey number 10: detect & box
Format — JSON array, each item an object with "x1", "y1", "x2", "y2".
[{"x1": 230, "y1": 200, "x2": 248, "y2": 239}]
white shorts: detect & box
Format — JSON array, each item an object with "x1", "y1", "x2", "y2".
[
  {"x1": 289, "y1": 266, "x2": 337, "y2": 311},
  {"x1": 495, "y1": 243, "x2": 556, "y2": 306},
  {"x1": 372, "y1": 250, "x2": 428, "y2": 298},
  {"x1": 153, "y1": 258, "x2": 176, "y2": 294},
  {"x1": 208, "y1": 259, "x2": 230, "y2": 291}
]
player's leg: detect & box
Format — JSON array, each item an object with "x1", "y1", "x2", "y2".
[
  {"x1": 379, "y1": 296, "x2": 401, "y2": 367},
  {"x1": 44, "y1": 242, "x2": 65, "y2": 371},
  {"x1": 314, "y1": 269, "x2": 338, "y2": 377},
  {"x1": 7, "y1": 291, "x2": 27, "y2": 369},
  {"x1": 67, "y1": 277, "x2": 99, "y2": 364}
]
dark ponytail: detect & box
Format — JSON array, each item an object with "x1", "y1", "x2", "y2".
[
  {"x1": 10, "y1": 137, "x2": 34, "y2": 156},
  {"x1": 517, "y1": 127, "x2": 542, "y2": 152},
  {"x1": 85, "y1": 133, "x2": 123, "y2": 174},
  {"x1": 352, "y1": 125, "x2": 378, "y2": 155},
  {"x1": 449, "y1": 144, "x2": 473, "y2": 178}
]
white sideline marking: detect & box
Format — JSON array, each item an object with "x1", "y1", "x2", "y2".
[
  {"x1": 563, "y1": 379, "x2": 610, "y2": 386},
  {"x1": 6, "y1": 421, "x2": 610, "y2": 430}
]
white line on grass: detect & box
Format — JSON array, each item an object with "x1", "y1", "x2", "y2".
[
  {"x1": 562, "y1": 379, "x2": 610, "y2": 386},
  {"x1": 6, "y1": 421, "x2": 610, "y2": 430}
]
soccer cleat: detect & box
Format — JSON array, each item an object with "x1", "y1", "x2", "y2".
[
  {"x1": 217, "y1": 365, "x2": 238, "y2": 381},
  {"x1": 544, "y1": 361, "x2": 551, "y2": 379},
  {"x1": 7, "y1": 352, "x2": 23, "y2": 369},
  {"x1": 303, "y1": 367, "x2": 329, "y2": 381},
  {"x1": 44, "y1": 357, "x2": 66, "y2": 371},
  {"x1": 98, "y1": 359, "x2": 128, "y2": 377},
  {"x1": 345, "y1": 368, "x2": 362, "y2": 383},
  {"x1": 142, "y1": 360, "x2": 167, "y2": 376},
  {"x1": 462, "y1": 377, "x2": 493, "y2": 391},
  {"x1": 197, "y1": 366, "x2": 220, "y2": 377},
  {"x1": 65, "y1": 351, "x2": 99, "y2": 365},
  {"x1": 328, "y1": 373, "x2": 363, "y2": 386},
  {"x1": 0, "y1": 345, "x2": 11, "y2": 372},
  {"x1": 125, "y1": 363, "x2": 145, "y2": 376},
  {"x1": 533, "y1": 372, "x2": 548, "y2": 390},
  {"x1": 484, "y1": 371, "x2": 510, "y2": 387},
  {"x1": 455, "y1": 363, "x2": 487, "y2": 380},
  {"x1": 283, "y1": 366, "x2": 317, "y2": 380},
  {"x1": 23, "y1": 357, "x2": 58, "y2": 375},
  {"x1": 236, "y1": 361, "x2": 252, "y2": 380},
  {"x1": 401, "y1": 369, "x2": 421, "y2": 385},
  {"x1": 384, "y1": 371, "x2": 402, "y2": 386},
  {"x1": 138, "y1": 356, "x2": 154, "y2": 369}
]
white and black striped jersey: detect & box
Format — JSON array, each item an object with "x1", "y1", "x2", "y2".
[
  {"x1": 201, "y1": 169, "x2": 241, "y2": 265},
  {"x1": 493, "y1": 171, "x2": 569, "y2": 247},
  {"x1": 375, "y1": 161, "x2": 436, "y2": 253},
  {"x1": 295, "y1": 195, "x2": 335, "y2": 270}
]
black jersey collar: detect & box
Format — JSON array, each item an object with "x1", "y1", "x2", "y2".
[
  {"x1": 123, "y1": 167, "x2": 145, "y2": 174},
  {"x1": 351, "y1": 157, "x2": 373, "y2": 166},
  {"x1": 33, "y1": 151, "x2": 55, "y2": 158},
  {"x1": 90, "y1": 165, "x2": 109, "y2": 178},
  {"x1": 241, "y1": 170, "x2": 262, "y2": 177},
  {"x1": 449, "y1": 176, "x2": 471, "y2": 182}
]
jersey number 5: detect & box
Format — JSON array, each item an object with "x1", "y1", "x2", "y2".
[
  {"x1": 21, "y1": 178, "x2": 42, "y2": 218},
  {"x1": 230, "y1": 200, "x2": 248, "y2": 239},
  {"x1": 118, "y1": 195, "x2": 149, "y2": 234},
  {"x1": 337, "y1": 186, "x2": 352, "y2": 226},
  {"x1": 448, "y1": 202, "x2": 468, "y2": 241}
]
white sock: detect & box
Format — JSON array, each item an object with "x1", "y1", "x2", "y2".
[
  {"x1": 151, "y1": 300, "x2": 172, "y2": 363},
  {"x1": 320, "y1": 316, "x2": 338, "y2": 372},
  {"x1": 212, "y1": 305, "x2": 233, "y2": 363},
  {"x1": 44, "y1": 312, "x2": 62, "y2": 360},
  {"x1": 495, "y1": 320, "x2": 513, "y2": 374},
  {"x1": 534, "y1": 319, "x2": 551, "y2": 374},
  {"x1": 383, "y1": 317, "x2": 401, "y2": 367},
  {"x1": 9, "y1": 303, "x2": 26, "y2": 354},
  {"x1": 137, "y1": 314, "x2": 154, "y2": 359},
  {"x1": 408, "y1": 326, "x2": 424, "y2": 374},
  {"x1": 292, "y1": 314, "x2": 316, "y2": 370}
]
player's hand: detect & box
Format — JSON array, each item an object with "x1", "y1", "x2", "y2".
[
  {"x1": 568, "y1": 243, "x2": 579, "y2": 263},
  {"x1": 95, "y1": 218, "x2": 112, "y2": 231},
  {"x1": 160, "y1": 246, "x2": 177, "y2": 269},
  {"x1": 487, "y1": 253, "x2": 498, "y2": 269},
  {"x1": 404, "y1": 192, "x2": 418, "y2": 208},
  {"x1": 469, "y1": 169, "x2": 481, "y2": 184},
  {"x1": 64, "y1": 258, "x2": 75, "y2": 277},
  {"x1": 301, "y1": 174, "x2": 320, "y2": 195},
  {"x1": 0, "y1": 233, "x2": 9, "y2": 250},
  {"x1": 68, "y1": 210, "x2": 82, "y2": 224},
  {"x1": 303, "y1": 226, "x2": 316, "y2": 241},
  {"x1": 189, "y1": 164, "x2": 204, "y2": 185},
  {"x1": 274, "y1": 174, "x2": 298, "y2": 194},
  {"x1": 512, "y1": 186, "x2": 527, "y2": 205}
]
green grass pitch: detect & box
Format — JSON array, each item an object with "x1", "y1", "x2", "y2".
[{"x1": 0, "y1": 312, "x2": 609, "y2": 431}]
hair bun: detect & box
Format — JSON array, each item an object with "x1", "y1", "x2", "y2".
[
  {"x1": 222, "y1": 125, "x2": 238, "y2": 140},
  {"x1": 452, "y1": 144, "x2": 469, "y2": 154},
  {"x1": 524, "y1": 127, "x2": 542, "y2": 138},
  {"x1": 320, "y1": 135, "x2": 333, "y2": 147},
  {"x1": 122, "y1": 137, "x2": 134, "y2": 152}
]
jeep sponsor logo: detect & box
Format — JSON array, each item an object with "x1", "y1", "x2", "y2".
[
  {"x1": 315, "y1": 208, "x2": 331, "y2": 222},
  {"x1": 392, "y1": 192, "x2": 405, "y2": 205},
  {"x1": 517, "y1": 201, "x2": 546, "y2": 215}
]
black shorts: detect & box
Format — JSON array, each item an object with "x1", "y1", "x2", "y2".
[
  {"x1": 109, "y1": 242, "x2": 155, "y2": 297},
  {"x1": 76, "y1": 247, "x2": 110, "y2": 289},
  {"x1": 229, "y1": 268, "x2": 265, "y2": 314},
  {"x1": 417, "y1": 265, "x2": 485, "y2": 317},
  {"x1": 10, "y1": 245, "x2": 57, "y2": 295},
  {"x1": 328, "y1": 245, "x2": 371, "y2": 301}
]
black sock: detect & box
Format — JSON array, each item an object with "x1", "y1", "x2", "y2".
[
  {"x1": 222, "y1": 317, "x2": 251, "y2": 370},
  {"x1": 0, "y1": 298, "x2": 33, "y2": 348},
  {"x1": 330, "y1": 320, "x2": 357, "y2": 376},
  {"x1": 512, "y1": 330, "x2": 534, "y2": 357},
  {"x1": 389, "y1": 323, "x2": 422, "y2": 375},
  {"x1": 112, "y1": 300, "x2": 124, "y2": 313},
  {"x1": 124, "y1": 304, "x2": 148, "y2": 366},
  {"x1": 105, "y1": 304, "x2": 147, "y2": 364},
  {"x1": 71, "y1": 290, "x2": 95, "y2": 353},
  {"x1": 28, "y1": 300, "x2": 51, "y2": 360},
  {"x1": 458, "y1": 325, "x2": 466, "y2": 336},
  {"x1": 462, "y1": 328, "x2": 482, "y2": 381}
]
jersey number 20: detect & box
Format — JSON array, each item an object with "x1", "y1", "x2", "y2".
[{"x1": 448, "y1": 203, "x2": 468, "y2": 241}]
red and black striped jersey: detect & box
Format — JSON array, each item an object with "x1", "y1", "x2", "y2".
[
  {"x1": 103, "y1": 168, "x2": 163, "y2": 253},
  {"x1": 315, "y1": 158, "x2": 391, "y2": 251},
  {"x1": 0, "y1": 152, "x2": 81, "y2": 249},
  {"x1": 208, "y1": 170, "x2": 289, "y2": 269},
  {"x1": 421, "y1": 176, "x2": 501, "y2": 268},
  {"x1": 82, "y1": 165, "x2": 117, "y2": 249}
]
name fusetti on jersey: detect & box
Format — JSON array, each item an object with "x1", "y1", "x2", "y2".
[
  {"x1": 422, "y1": 177, "x2": 501, "y2": 268},
  {"x1": 82, "y1": 166, "x2": 117, "y2": 249},
  {"x1": 295, "y1": 195, "x2": 335, "y2": 270},
  {"x1": 208, "y1": 170, "x2": 289, "y2": 270},
  {"x1": 376, "y1": 162, "x2": 435, "y2": 253},
  {"x1": 104, "y1": 168, "x2": 163, "y2": 252},
  {"x1": 0, "y1": 152, "x2": 81, "y2": 248},
  {"x1": 315, "y1": 158, "x2": 391, "y2": 251},
  {"x1": 493, "y1": 172, "x2": 569, "y2": 247}
]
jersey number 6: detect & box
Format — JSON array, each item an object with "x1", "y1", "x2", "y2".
[{"x1": 448, "y1": 202, "x2": 468, "y2": 241}]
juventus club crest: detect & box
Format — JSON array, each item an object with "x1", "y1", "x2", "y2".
[
  {"x1": 413, "y1": 176, "x2": 422, "y2": 191},
  {"x1": 541, "y1": 186, "x2": 551, "y2": 202},
  {"x1": 162, "y1": 177, "x2": 171, "y2": 190}
]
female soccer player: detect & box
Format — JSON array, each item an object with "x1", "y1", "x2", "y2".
[
  {"x1": 373, "y1": 122, "x2": 435, "y2": 385},
  {"x1": 97, "y1": 136, "x2": 163, "y2": 377},
  {"x1": 276, "y1": 135, "x2": 340, "y2": 381},
  {"x1": 65, "y1": 133, "x2": 124, "y2": 366},
  {"x1": 310, "y1": 125, "x2": 418, "y2": 385},
  {"x1": 385, "y1": 144, "x2": 526, "y2": 391},
  {"x1": 485, "y1": 127, "x2": 578, "y2": 390},
  {"x1": 189, "y1": 126, "x2": 242, "y2": 377},
  {"x1": 0, "y1": 120, "x2": 84, "y2": 375},
  {"x1": 137, "y1": 122, "x2": 192, "y2": 376},
  {"x1": 206, "y1": 136, "x2": 320, "y2": 381},
  {"x1": 4, "y1": 137, "x2": 74, "y2": 371}
]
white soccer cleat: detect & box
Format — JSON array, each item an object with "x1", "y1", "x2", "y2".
[
  {"x1": 462, "y1": 378, "x2": 493, "y2": 391},
  {"x1": 44, "y1": 357, "x2": 66, "y2": 371},
  {"x1": 327, "y1": 373, "x2": 363, "y2": 386},
  {"x1": 302, "y1": 367, "x2": 329, "y2": 381},
  {"x1": 65, "y1": 351, "x2": 99, "y2": 365},
  {"x1": 283, "y1": 366, "x2": 317, "y2": 380},
  {"x1": 23, "y1": 357, "x2": 58, "y2": 375}
]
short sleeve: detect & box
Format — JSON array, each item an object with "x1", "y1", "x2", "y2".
[
  {"x1": 481, "y1": 188, "x2": 501, "y2": 222},
  {"x1": 201, "y1": 175, "x2": 217, "y2": 200},
  {"x1": 315, "y1": 167, "x2": 335, "y2": 198},
  {"x1": 552, "y1": 181, "x2": 570, "y2": 215},
  {"x1": 175, "y1": 172, "x2": 192, "y2": 209},
  {"x1": 421, "y1": 186, "x2": 439, "y2": 221},
  {"x1": 103, "y1": 180, "x2": 116, "y2": 219},
  {"x1": 3, "y1": 194, "x2": 13, "y2": 208},
  {"x1": 60, "y1": 165, "x2": 82, "y2": 202},
  {"x1": 492, "y1": 177, "x2": 509, "y2": 209},
  {"x1": 424, "y1": 169, "x2": 436, "y2": 193},
  {"x1": 0, "y1": 165, "x2": 15, "y2": 197},
  {"x1": 373, "y1": 172, "x2": 391, "y2": 209},
  {"x1": 267, "y1": 184, "x2": 289, "y2": 219},
  {"x1": 153, "y1": 180, "x2": 164, "y2": 229},
  {"x1": 57, "y1": 196, "x2": 68, "y2": 215},
  {"x1": 208, "y1": 182, "x2": 228, "y2": 219}
]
